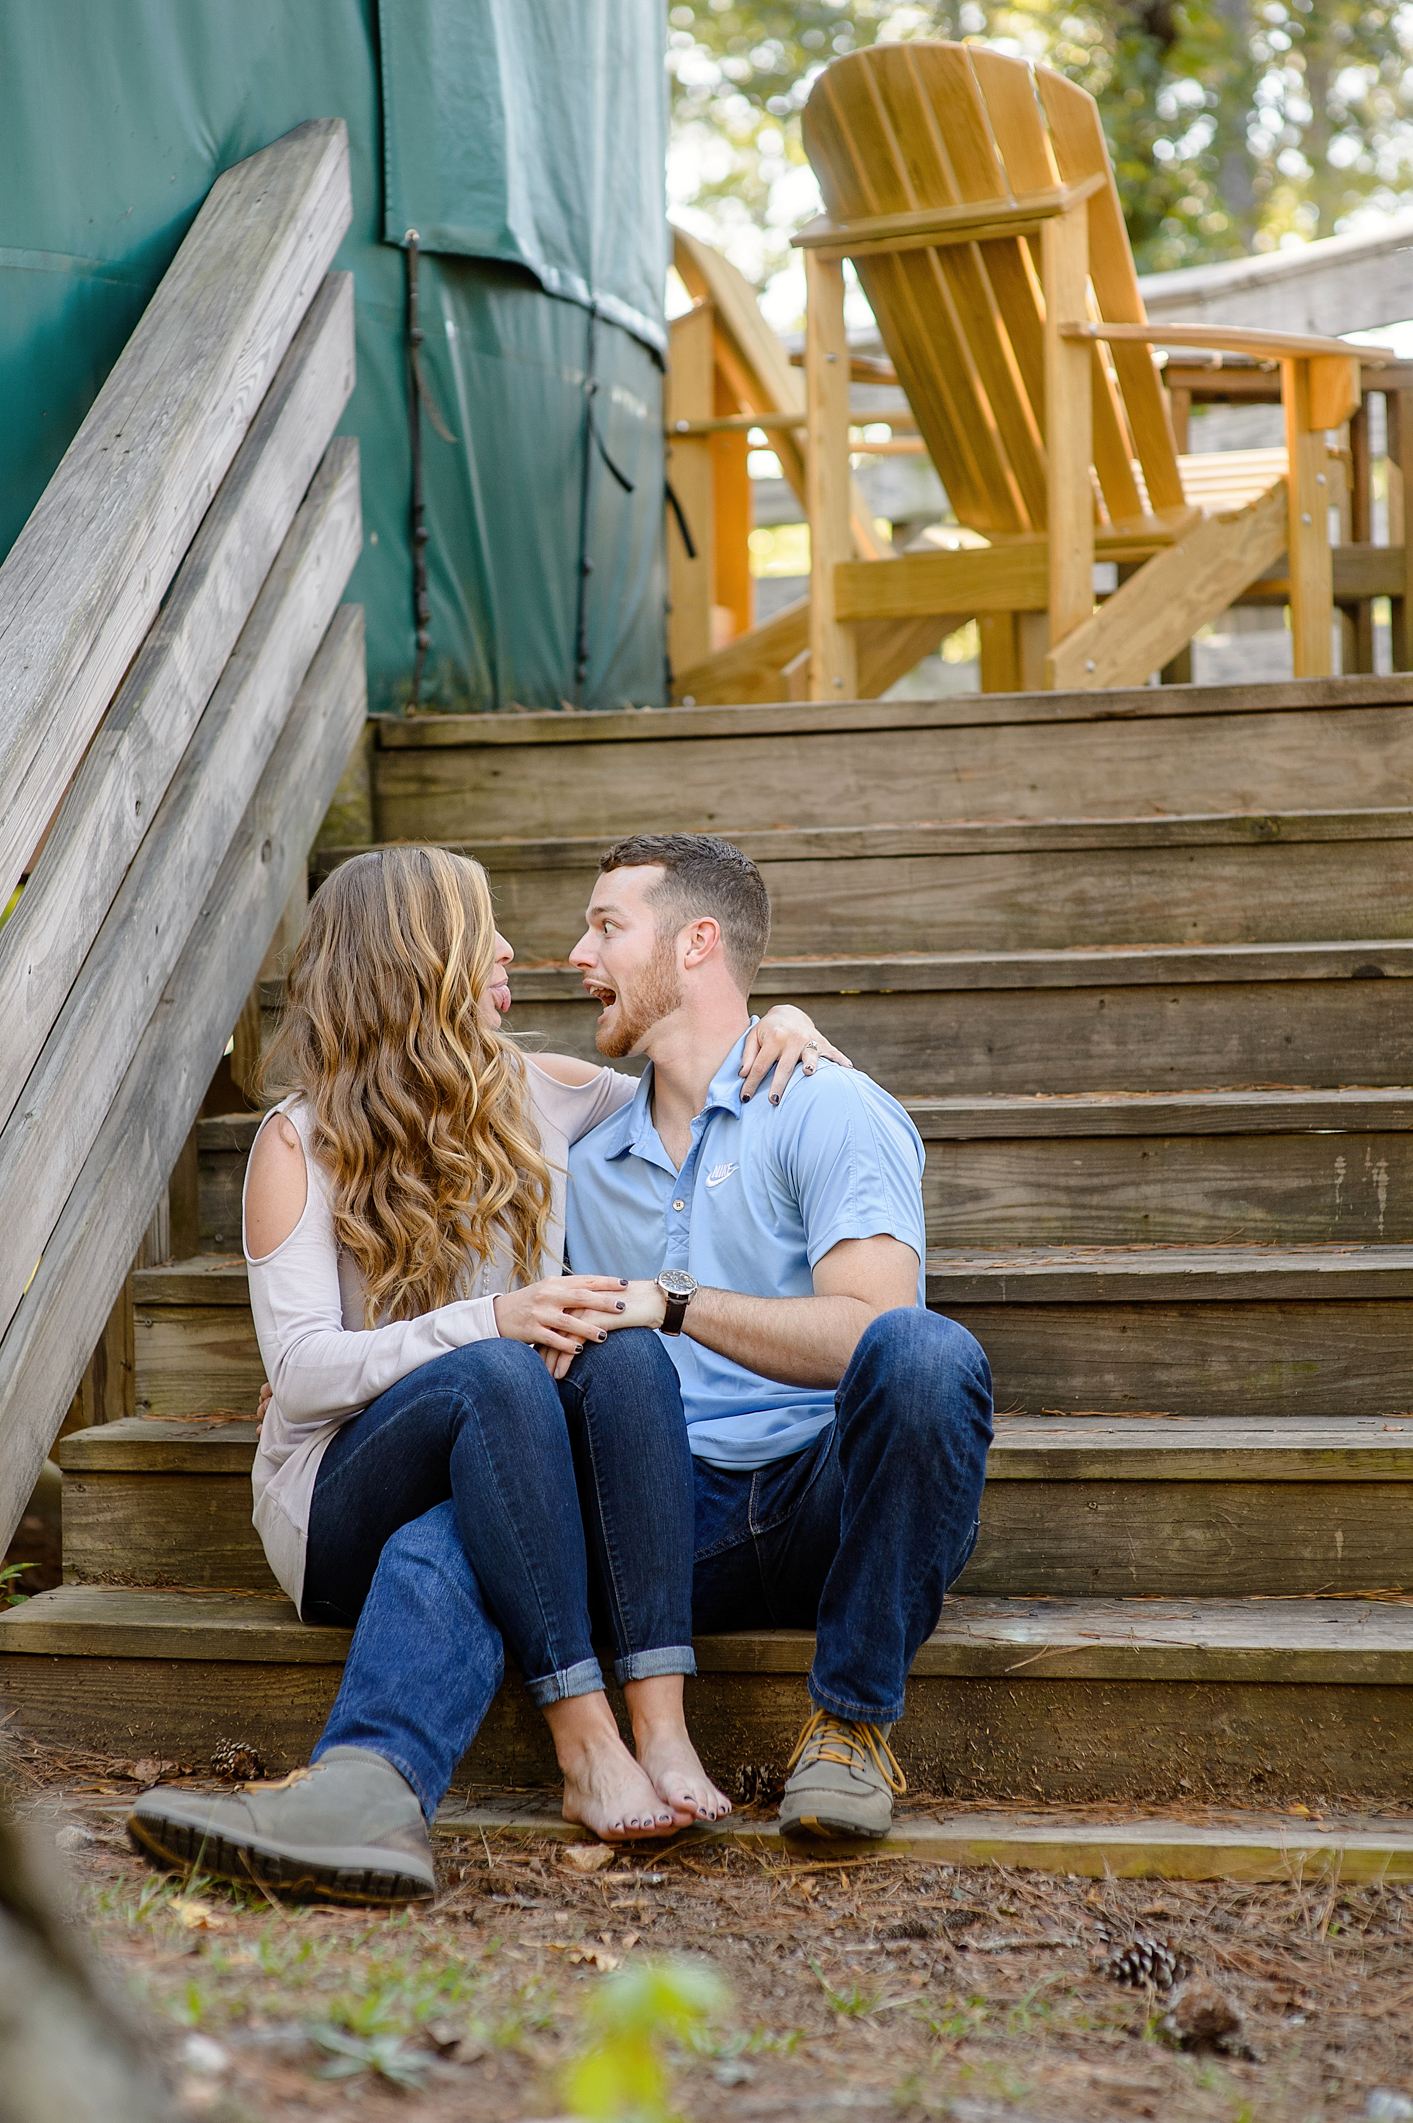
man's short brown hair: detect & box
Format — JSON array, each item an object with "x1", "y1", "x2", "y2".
[{"x1": 598, "y1": 833, "x2": 771, "y2": 993}]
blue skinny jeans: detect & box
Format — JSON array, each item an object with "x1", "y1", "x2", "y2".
[
  {"x1": 302, "y1": 1331, "x2": 694, "y2": 1816},
  {"x1": 692, "y1": 1308, "x2": 993, "y2": 1726}
]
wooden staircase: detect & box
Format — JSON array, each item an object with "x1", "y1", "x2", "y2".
[{"x1": 8, "y1": 675, "x2": 1413, "y2": 1808}]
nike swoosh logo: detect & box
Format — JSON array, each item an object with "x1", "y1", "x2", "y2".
[{"x1": 704, "y1": 1165, "x2": 738, "y2": 1188}]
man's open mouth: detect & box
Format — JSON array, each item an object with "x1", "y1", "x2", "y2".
[{"x1": 584, "y1": 982, "x2": 616, "y2": 1014}]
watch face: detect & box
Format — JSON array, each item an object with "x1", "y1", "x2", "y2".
[{"x1": 658, "y1": 1269, "x2": 696, "y2": 1299}]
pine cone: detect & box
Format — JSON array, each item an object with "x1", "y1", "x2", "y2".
[
  {"x1": 1105, "y1": 1934, "x2": 1190, "y2": 1990},
  {"x1": 210, "y1": 1739, "x2": 266, "y2": 1782}
]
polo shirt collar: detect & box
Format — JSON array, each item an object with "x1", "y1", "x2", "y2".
[{"x1": 598, "y1": 1024, "x2": 757, "y2": 1165}]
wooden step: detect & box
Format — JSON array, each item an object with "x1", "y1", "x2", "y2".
[
  {"x1": 5, "y1": 1584, "x2": 1412, "y2": 1804},
  {"x1": 910, "y1": 1090, "x2": 1413, "y2": 1246},
  {"x1": 930, "y1": 1242, "x2": 1413, "y2": 1420},
  {"x1": 58, "y1": 1412, "x2": 1413, "y2": 1601},
  {"x1": 510, "y1": 941, "x2": 1413, "y2": 1096},
  {"x1": 326, "y1": 810, "x2": 1413, "y2": 961},
  {"x1": 436, "y1": 1794, "x2": 1413, "y2": 1884},
  {"x1": 197, "y1": 1114, "x2": 259, "y2": 1254},
  {"x1": 371, "y1": 677, "x2": 1413, "y2": 840},
  {"x1": 190, "y1": 1087, "x2": 1413, "y2": 1259},
  {"x1": 133, "y1": 1234, "x2": 1413, "y2": 1427},
  {"x1": 131, "y1": 1257, "x2": 261, "y2": 1418}
]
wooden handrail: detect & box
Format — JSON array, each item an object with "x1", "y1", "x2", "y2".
[
  {"x1": 0, "y1": 125, "x2": 368, "y2": 1553},
  {"x1": 0, "y1": 120, "x2": 351, "y2": 910}
]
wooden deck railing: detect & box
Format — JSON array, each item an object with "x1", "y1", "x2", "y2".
[{"x1": 0, "y1": 121, "x2": 367, "y2": 1548}]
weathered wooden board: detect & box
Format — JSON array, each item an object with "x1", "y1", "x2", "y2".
[
  {"x1": 0, "y1": 442, "x2": 362, "y2": 1347},
  {"x1": 439, "y1": 1800, "x2": 1413, "y2": 1883},
  {"x1": 196, "y1": 1116, "x2": 260, "y2": 1254},
  {"x1": 906, "y1": 1088, "x2": 1413, "y2": 1137},
  {"x1": 0, "y1": 607, "x2": 366, "y2": 1554},
  {"x1": 923, "y1": 1128, "x2": 1413, "y2": 1246},
  {"x1": 132, "y1": 1307, "x2": 264, "y2": 1419},
  {"x1": 59, "y1": 1417, "x2": 259, "y2": 1474},
  {"x1": 63, "y1": 1409, "x2": 1413, "y2": 1480},
  {"x1": 955, "y1": 1479, "x2": 1413, "y2": 1596},
  {"x1": 0, "y1": 121, "x2": 352, "y2": 907},
  {"x1": 4, "y1": 1587, "x2": 1412, "y2": 1798},
  {"x1": 61, "y1": 1454, "x2": 1413, "y2": 1603},
  {"x1": 927, "y1": 1241, "x2": 1413, "y2": 1304},
  {"x1": 380, "y1": 674, "x2": 1413, "y2": 748},
  {"x1": 388, "y1": 815, "x2": 1413, "y2": 961},
  {"x1": 198, "y1": 1157, "x2": 248, "y2": 1254},
  {"x1": 507, "y1": 955, "x2": 1413, "y2": 1096},
  {"x1": 942, "y1": 1296, "x2": 1413, "y2": 1419},
  {"x1": 0, "y1": 272, "x2": 355, "y2": 1138},
  {"x1": 372, "y1": 692, "x2": 1413, "y2": 841},
  {"x1": 62, "y1": 1472, "x2": 277, "y2": 1593}
]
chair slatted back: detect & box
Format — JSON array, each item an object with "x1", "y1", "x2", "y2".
[{"x1": 802, "y1": 43, "x2": 1189, "y2": 536}]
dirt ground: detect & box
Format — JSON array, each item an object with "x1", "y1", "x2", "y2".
[{"x1": 7, "y1": 1732, "x2": 1413, "y2": 2123}]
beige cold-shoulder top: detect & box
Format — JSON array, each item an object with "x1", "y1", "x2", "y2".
[{"x1": 244, "y1": 1060, "x2": 637, "y2": 1611}]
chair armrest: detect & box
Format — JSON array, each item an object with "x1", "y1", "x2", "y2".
[{"x1": 1061, "y1": 320, "x2": 1394, "y2": 365}]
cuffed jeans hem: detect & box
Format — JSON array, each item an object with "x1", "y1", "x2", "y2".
[
  {"x1": 613, "y1": 1646, "x2": 697, "y2": 1686},
  {"x1": 808, "y1": 1674, "x2": 905, "y2": 1726},
  {"x1": 523, "y1": 1656, "x2": 605, "y2": 1708},
  {"x1": 309, "y1": 1738, "x2": 438, "y2": 1824}
]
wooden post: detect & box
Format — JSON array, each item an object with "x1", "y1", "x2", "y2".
[
  {"x1": 978, "y1": 615, "x2": 1020, "y2": 694},
  {"x1": 711, "y1": 336, "x2": 754, "y2": 643},
  {"x1": 805, "y1": 251, "x2": 858, "y2": 701},
  {"x1": 1350, "y1": 397, "x2": 1374, "y2": 674},
  {"x1": 1388, "y1": 391, "x2": 1413, "y2": 672},
  {"x1": 1283, "y1": 356, "x2": 1335, "y2": 679},
  {"x1": 1040, "y1": 203, "x2": 1094, "y2": 680},
  {"x1": 666, "y1": 306, "x2": 716, "y2": 681}
]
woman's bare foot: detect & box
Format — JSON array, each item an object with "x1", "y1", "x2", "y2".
[
  {"x1": 635, "y1": 1725, "x2": 733, "y2": 1824},
  {"x1": 624, "y1": 1674, "x2": 733, "y2": 1824},
  {"x1": 545, "y1": 1692, "x2": 693, "y2": 1841}
]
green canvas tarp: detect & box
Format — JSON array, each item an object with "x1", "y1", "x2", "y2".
[{"x1": 0, "y1": 0, "x2": 668, "y2": 713}]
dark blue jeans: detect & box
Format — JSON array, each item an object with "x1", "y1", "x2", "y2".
[
  {"x1": 692, "y1": 1309, "x2": 993, "y2": 1725},
  {"x1": 302, "y1": 1332, "x2": 695, "y2": 1816}
]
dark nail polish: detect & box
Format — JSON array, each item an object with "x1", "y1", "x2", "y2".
[
  {"x1": 598, "y1": 1330, "x2": 607, "y2": 1341},
  {"x1": 769, "y1": 1093, "x2": 780, "y2": 1105},
  {"x1": 740, "y1": 1091, "x2": 751, "y2": 1102},
  {"x1": 616, "y1": 1301, "x2": 625, "y2": 1312}
]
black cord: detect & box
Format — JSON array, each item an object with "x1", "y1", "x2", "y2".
[
  {"x1": 405, "y1": 230, "x2": 430, "y2": 709},
  {"x1": 573, "y1": 305, "x2": 639, "y2": 700},
  {"x1": 664, "y1": 478, "x2": 697, "y2": 560}
]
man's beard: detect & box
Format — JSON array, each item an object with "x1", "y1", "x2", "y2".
[{"x1": 595, "y1": 933, "x2": 683, "y2": 1057}]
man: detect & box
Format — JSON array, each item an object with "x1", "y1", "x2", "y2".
[{"x1": 565, "y1": 834, "x2": 993, "y2": 1838}]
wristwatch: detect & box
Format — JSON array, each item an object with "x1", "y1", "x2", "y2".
[{"x1": 655, "y1": 1268, "x2": 698, "y2": 1337}]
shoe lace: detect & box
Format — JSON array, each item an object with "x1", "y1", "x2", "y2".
[{"x1": 785, "y1": 1709, "x2": 907, "y2": 1796}]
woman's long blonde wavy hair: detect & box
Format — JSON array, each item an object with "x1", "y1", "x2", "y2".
[{"x1": 261, "y1": 845, "x2": 553, "y2": 1325}]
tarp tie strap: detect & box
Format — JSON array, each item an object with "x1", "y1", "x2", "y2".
[
  {"x1": 405, "y1": 230, "x2": 431, "y2": 709},
  {"x1": 573, "y1": 306, "x2": 638, "y2": 693},
  {"x1": 664, "y1": 479, "x2": 697, "y2": 561},
  {"x1": 404, "y1": 229, "x2": 459, "y2": 711}
]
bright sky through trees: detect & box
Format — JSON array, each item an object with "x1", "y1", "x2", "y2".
[{"x1": 667, "y1": 2, "x2": 1413, "y2": 329}]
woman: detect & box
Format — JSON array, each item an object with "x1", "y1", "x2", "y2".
[{"x1": 133, "y1": 845, "x2": 845, "y2": 1896}]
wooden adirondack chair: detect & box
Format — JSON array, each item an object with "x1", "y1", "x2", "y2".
[
  {"x1": 798, "y1": 42, "x2": 1393, "y2": 695},
  {"x1": 666, "y1": 226, "x2": 949, "y2": 705}
]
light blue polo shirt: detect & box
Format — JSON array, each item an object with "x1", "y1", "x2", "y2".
[{"x1": 565, "y1": 1028, "x2": 927, "y2": 1469}]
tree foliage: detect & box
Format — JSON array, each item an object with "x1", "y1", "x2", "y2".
[{"x1": 667, "y1": 1, "x2": 1413, "y2": 293}]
